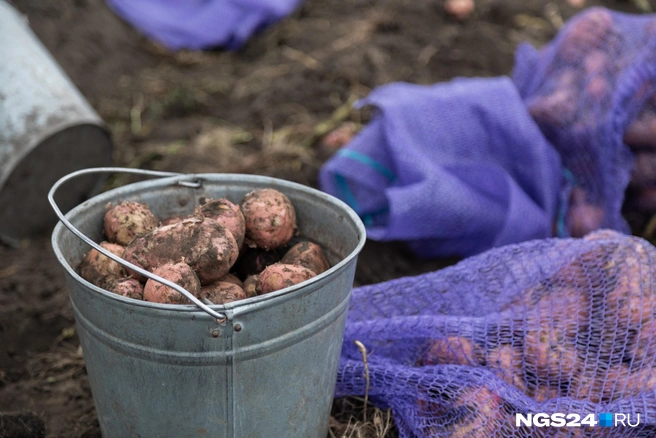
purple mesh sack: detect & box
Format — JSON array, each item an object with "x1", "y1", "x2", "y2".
[
  {"x1": 513, "y1": 7, "x2": 656, "y2": 239},
  {"x1": 319, "y1": 77, "x2": 563, "y2": 259},
  {"x1": 320, "y1": 7, "x2": 656, "y2": 258},
  {"x1": 105, "y1": 0, "x2": 304, "y2": 51},
  {"x1": 336, "y1": 230, "x2": 656, "y2": 437}
]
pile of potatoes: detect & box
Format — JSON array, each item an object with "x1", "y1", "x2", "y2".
[
  {"x1": 417, "y1": 230, "x2": 656, "y2": 437},
  {"x1": 78, "y1": 188, "x2": 331, "y2": 305}
]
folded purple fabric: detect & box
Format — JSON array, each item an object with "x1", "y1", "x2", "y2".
[
  {"x1": 106, "y1": 0, "x2": 303, "y2": 50},
  {"x1": 319, "y1": 77, "x2": 563, "y2": 258}
]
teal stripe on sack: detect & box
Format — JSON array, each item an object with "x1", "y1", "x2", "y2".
[{"x1": 336, "y1": 149, "x2": 396, "y2": 182}]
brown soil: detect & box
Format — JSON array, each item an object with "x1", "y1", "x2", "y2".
[{"x1": 0, "y1": 0, "x2": 649, "y2": 436}]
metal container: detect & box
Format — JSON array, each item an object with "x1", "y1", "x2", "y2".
[
  {"x1": 0, "y1": 1, "x2": 112, "y2": 244},
  {"x1": 50, "y1": 168, "x2": 366, "y2": 438}
]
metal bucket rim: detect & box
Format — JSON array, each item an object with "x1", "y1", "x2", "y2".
[{"x1": 51, "y1": 172, "x2": 366, "y2": 314}]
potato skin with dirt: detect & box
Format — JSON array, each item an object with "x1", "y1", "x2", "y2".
[
  {"x1": 241, "y1": 189, "x2": 297, "y2": 250},
  {"x1": 281, "y1": 241, "x2": 330, "y2": 275},
  {"x1": 257, "y1": 263, "x2": 316, "y2": 294},
  {"x1": 108, "y1": 278, "x2": 144, "y2": 300},
  {"x1": 218, "y1": 273, "x2": 243, "y2": 288},
  {"x1": 124, "y1": 217, "x2": 239, "y2": 284},
  {"x1": 196, "y1": 198, "x2": 246, "y2": 247},
  {"x1": 201, "y1": 281, "x2": 247, "y2": 304},
  {"x1": 104, "y1": 201, "x2": 158, "y2": 245},
  {"x1": 80, "y1": 242, "x2": 126, "y2": 287},
  {"x1": 243, "y1": 275, "x2": 258, "y2": 298},
  {"x1": 143, "y1": 262, "x2": 200, "y2": 304},
  {"x1": 420, "y1": 336, "x2": 477, "y2": 366}
]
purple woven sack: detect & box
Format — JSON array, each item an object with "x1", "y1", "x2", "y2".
[{"x1": 336, "y1": 230, "x2": 656, "y2": 437}]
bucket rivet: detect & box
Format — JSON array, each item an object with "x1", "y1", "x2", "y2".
[
  {"x1": 234, "y1": 324, "x2": 242, "y2": 332},
  {"x1": 211, "y1": 329, "x2": 220, "y2": 338}
]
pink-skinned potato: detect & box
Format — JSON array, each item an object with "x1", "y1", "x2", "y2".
[
  {"x1": 280, "y1": 241, "x2": 331, "y2": 275},
  {"x1": 143, "y1": 262, "x2": 201, "y2": 305},
  {"x1": 108, "y1": 278, "x2": 144, "y2": 300},
  {"x1": 624, "y1": 111, "x2": 656, "y2": 148},
  {"x1": 124, "y1": 217, "x2": 239, "y2": 284},
  {"x1": 218, "y1": 273, "x2": 243, "y2": 288},
  {"x1": 80, "y1": 242, "x2": 126, "y2": 287},
  {"x1": 566, "y1": 188, "x2": 604, "y2": 238},
  {"x1": 419, "y1": 336, "x2": 477, "y2": 366},
  {"x1": 201, "y1": 281, "x2": 247, "y2": 304},
  {"x1": 196, "y1": 198, "x2": 246, "y2": 247},
  {"x1": 104, "y1": 201, "x2": 158, "y2": 246},
  {"x1": 257, "y1": 263, "x2": 316, "y2": 294},
  {"x1": 241, "y1": 189, "x2": 297, "y2": 250},
  {"x1": 243, "y1": 275, "x2": 258, "y2": 297}
]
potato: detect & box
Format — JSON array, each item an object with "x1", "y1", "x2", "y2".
[
  {"x1": 527, "y1": 71, "x2": 578, "y2": 126},
  {"x1": 566, "y1": 188, "x2": 604, "y2": 238},
  {"x1": 624, "y1": 111, "x2": 656, "y2": 148},
  {"x1": 107, "y1": 278, "x2": 144, "y2": 300},
  {"x1": 486, "y1": 345, "x2": 526, "y2": 391},
  {"x1": 143, "y1": 262, "x2": 200, "y2": 305},
  {"x1": 628, "y1": 320, "x2": 656, "y2": 364},
  {"x1": 241, "y1": 189, "x2": 297, "y2": 250},
  {"x1": 160, "y1": 215, "x2": 184, "y2": 226},
  {"x1": 630, "y1": 151, "x2": 656, "y2": 188},
  {"x1": 603, "y1": 237, "x2": 655, "y2": 326},
  {"x1": 449, "y1": 386, "x2": 503, "y2": 438},
  {"x1": 530, "y1": 385, "x2": 561, "y2": 403},
  {"x1": 320, "y1": 122, "x2": 358, "y2": 153},
  {"x1": 200, "y1": 281, "x2": 247, "y2": 304},
  {"x1": 104, "y1": 201, "x2": 158, "y2": 246},
  {"x1": 80, "y1": 242, "x2": 126, "y2": 287},
  {"x1": 196, "y1": 198, "x2": 246, "y2": 247},
  {"x1": 280, "y1": 241, "x2": 331, "y2": 275},
  {"x1": 524, "y1": 317, "x2": 579, "y2": 382},
  {"x1": 257, "y1": 263, "x2": 316, "y2": 294},
  {"x1": 243, "y1": 275, "x2": 258, "y2": 298},
  {"x1": 420, "y1": 336, "x2": 477, "y2": 366},
  {"x1": 124, "y1": 217, "x2": 239, "y2": 284},
  {"x1": 218, "y1": 273, "x2": 243, "y2": 288},
  {"x1": 444, "y1": 0, "x2": 474, "y2": 20},
  {"x1": 586, "y1": 76, "x2": 610, "y2": 103},
  {"x1": 558, "y1": 8, "x2": 614, "y2": 61}
]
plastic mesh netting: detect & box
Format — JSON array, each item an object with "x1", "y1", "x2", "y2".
[{"x1": 336, "y1": 230, "x2": 656, "y2": 437}]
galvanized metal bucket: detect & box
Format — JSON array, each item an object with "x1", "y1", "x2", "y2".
[
  {"x1": 0, "y1": 1, "x2": 112, "y2": 244},
  {"x1": 50, "y1": 168, "x2": 366, "y2": 438}
]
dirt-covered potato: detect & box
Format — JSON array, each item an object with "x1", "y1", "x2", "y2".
[
  {"x1": 529, "y1": 384, "x2": 561, "y2": 403},
  {"x1": 486, "y1": 345, "x2": 526, "y2": 391},
  {"x1": 603, "y1": 236, "x2": 655, "y2": 326},
  {"x1": 566, "y1": 188, "x2": 604, "y2": 238},
  {"x1": 104, "y1": 201, "x2": 158, "y2": 246},
  {"x1": 243, "y1": 275, "x2": 258, "y2": 298},
  {"x1": 628, "y1": 320, "x2": 656, "y2": 364},
  {"x1": 201, "y1": 281, "x2": 247, "y2": 304},
  {"x1": 218, "y1": 273, "x2": 243, "y2": 288},
  {"x1": 629, "y1": 152, "x2": 656, "y2": 188},
  {"x1": 124, "y1": 217, "x2": 239, "y2": 284},
  {"x1": 196, "y1": 198, "x2": 246, "y2": 247},
  {"x1": 257, "y1": 263, "x2": 316, "y2": 294},
  {"x1": 449, "y1": 386, "x2": 503, "y2": 438},
  {"x1": 107, "y1": 278, "x2": 144, "y2": 300},
  {"x1": 80, "y1": 242, "x2": 126, "y2": 287},
  {"x1": 524, "y1": 320, "x2": 579, "y2": 382},
  {"x1": 280, "y1": 241, "x2": 330, "y2": 275},
  {"x1": 160, "y1": 215, "x2": 184, "y2": 226},
  {"x1": 241, "y1": 189, "x2": 297, "y2": 250},
  {"x1": 420, "y1": 336, "x2": 477, "y2": 366},
  {"x1": 143, "y1": 262, "x2": 201, "y2": 305}
]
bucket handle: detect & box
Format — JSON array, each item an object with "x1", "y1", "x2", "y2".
[{"x1": 48, "y1": 167, "x2": 227, "y2": 323}]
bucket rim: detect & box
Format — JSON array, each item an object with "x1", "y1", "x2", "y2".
[{"x1": 51, "y1": 172, "x2": 366, "y2": 314}]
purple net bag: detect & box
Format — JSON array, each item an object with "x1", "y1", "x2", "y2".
[
  {"x1": 336, "y1": 230, "x2": 656, "y2": 437},
  {"x1": 513, "y1": 7, "x2": 656, "y2": 238}
]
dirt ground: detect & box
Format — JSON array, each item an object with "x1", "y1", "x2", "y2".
[{"x1": 0, "y1": 0, "x2": 651, "y2": 436}]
